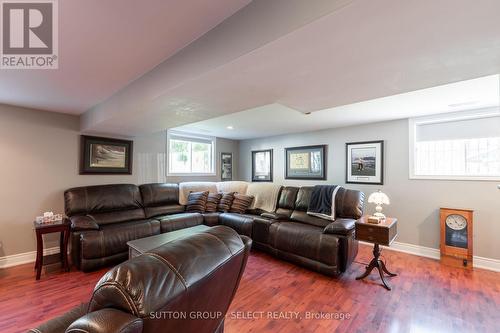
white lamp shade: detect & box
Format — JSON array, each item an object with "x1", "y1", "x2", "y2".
[{"x1": 368, "y1": 190, "x2": 390, "y2": 205}]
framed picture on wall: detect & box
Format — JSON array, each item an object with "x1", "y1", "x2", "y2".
[
  {"x1": 221, "y1": 152, "x2": 233, "y2": 181},
  {"x1": 285, "y1": 145, "x2": 327, "y2": 180},
  {"x1": 346, "y1": 140, "x2": 384, "y2": 185},
  {"x1": 80, "y1": 135, "x2": 133, "y2": 174},
  {"x1": 252, "y1": 149, "x2": 273, "y2": 182}
]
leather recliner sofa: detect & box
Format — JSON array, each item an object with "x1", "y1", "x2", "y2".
[
  {"x1": 65, "y1": 182, "x2": 364, "y2": 276},
  {"x1": 251, "y1": 186, "x2": 363, "y2": 275},
  {"x1": 30, "y1": 226, "x2": 252, "y2": 333},
  {"x1": 65, "y1": 183, "x2": 188, "y2": 271}
]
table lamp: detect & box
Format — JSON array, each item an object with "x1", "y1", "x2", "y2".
[{"x1": 368, "y1": 190, "x2": 390, "y2": 219}]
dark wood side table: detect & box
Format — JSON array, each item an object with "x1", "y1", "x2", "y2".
[
  {"x1": 355, "y1": 216, "x2": 398, "y2": 290},
  {"x1": 34, "y1": 220, "x2": 70, "y2": 280}
]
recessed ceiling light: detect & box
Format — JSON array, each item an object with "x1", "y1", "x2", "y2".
[{"x1": 226, "y1": 126, "x2": 234, "y2": 130}]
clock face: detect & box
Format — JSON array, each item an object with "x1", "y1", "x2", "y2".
[{"x1": 445, "y1": 214, "x2": 467, "y2": 231}]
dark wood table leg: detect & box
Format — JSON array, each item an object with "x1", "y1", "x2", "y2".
[
  {"x1": 35, "y1": 230, "x2": 43, "y2": 280},
  {"x1": 34, "y1": 236, "x2": 40, "y2": 271},
  {"x1": 356, "y1": 244, "x2": 397, "y2": 290},
  {"x1": 59, "y1": 231, "x2": 64, "y2": 264},
  {"x1": 62, "y1": 228, "x2": 70, "y2": 271},
  {"x1": 380, "y1": 259, "x2": 397, "y2": 277}
]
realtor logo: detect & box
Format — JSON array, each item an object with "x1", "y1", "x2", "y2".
[{"x1": 1, "y1": 0, "x2": 58, "y2": 69}]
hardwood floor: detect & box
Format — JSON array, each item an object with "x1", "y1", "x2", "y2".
[{"x1": 1, "y1": 244, "x2": 499, "y2": 333}]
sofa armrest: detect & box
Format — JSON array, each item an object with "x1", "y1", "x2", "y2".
[
  {"x1": 323, "y1": 218, "x2": 356, "y2": 236},
  {"x1": 66, "y1": 309, "x2": 143, "y2": 333},
  {"x1": 260, "y1": 212, "x2": 287, "y2": 220},
  {"x1": 69, "y1": 215, "x2": 99, "y2": 231}
]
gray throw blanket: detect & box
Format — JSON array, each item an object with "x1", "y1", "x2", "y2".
[{"x1": 307, "y1": 185, "x2": 342, "y2": 221}]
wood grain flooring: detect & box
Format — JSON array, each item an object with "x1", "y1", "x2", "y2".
[{"x1": 1, "y1": 244, "x2": 499, "y2": 333}]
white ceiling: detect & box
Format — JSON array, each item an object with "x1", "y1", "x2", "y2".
[
  {"x1": 174, "y1": 75, "x2": 500, "y2": 139},
  {"x1": 2, "y1": 0, "x2": 500, "y2": 138},
  {"x1": 0, "y1": 0, "x2": 251, "y2": 114},
  {"x1": 79, "y1": 0, "x2": 500, "y2": 137}
]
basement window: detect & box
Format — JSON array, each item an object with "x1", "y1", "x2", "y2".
[
  {"x1": 409, "y1": 109, "x2": 500, "y2": 180},
  {"x1": 167, "y1": 131, "x2": 215, "y2": 176}
]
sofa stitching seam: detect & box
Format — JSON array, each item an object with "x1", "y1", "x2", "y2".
[
  {"x1": 146, "y1": 253, "x2": 188, "y2": 288},
  {"x1": 202, "y1": 232, "x2": 236, "y2": 255},
  {"x1": 91, "y1": 282, "x2": 139, "y2": 316}
]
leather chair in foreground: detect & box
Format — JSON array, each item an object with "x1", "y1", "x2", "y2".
[{"x1": 29, "y1": 226, "x2": 252, "y2": 333}]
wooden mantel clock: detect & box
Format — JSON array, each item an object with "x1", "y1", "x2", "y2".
[{"x1": 440, "y1": 208, "x2": 473, "y2": 269}]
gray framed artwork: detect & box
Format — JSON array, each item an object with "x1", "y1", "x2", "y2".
[
  {"x1": 285, "y1": 145, "x2": 326, "y2": 180},
  {"x1": 252, "y1": 149, "x2": 273, "y2": 182},
  {"x1": 80, "y1": 135, "x2": 133, "y2": 174},
  {"x1": 221, "y1": 152, "x2": 233, "y2": 181},
  {"x1": 346, "y1": 140, "x2": 384, "y2": 185}
]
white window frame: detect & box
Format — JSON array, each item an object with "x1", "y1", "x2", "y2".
[
  {"x1": 409, "y1": 108, "x2": 500, "y2": 181},
  {"x1": 167, "y1": 130, "x2": 216, "y2": 177}
]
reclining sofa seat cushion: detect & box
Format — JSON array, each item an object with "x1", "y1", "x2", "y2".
[
  {"x1": 80, "y1": 219, "x2": 161, "y2": 260},
  {"x1": 253, "y1": 186, "x2": 299, "y2": 247},
  {"x1": 77, "y1": 219, "x2": 161, "y2": 272},
  {"x1": 218, "y1": 213, "x2": 254, "y2": 237},
  {"x1": 157, "y1": 212, "x2": 204, "y2": 233},
  {"x1": 64, "y1": 184, "x2": 147, "y2": 226},
  {"x1": 268, "y1": 221, "x2": 341, "y2": 269},
  {"x1": 139, "y1": 183, "x2": 184, "y2": 218},
  {"x1": 186, "y1": 191, "x2": 209, "y2": 213},
  {"x1": 202, "y1": 212, "x2": 221, "y2": 226}
]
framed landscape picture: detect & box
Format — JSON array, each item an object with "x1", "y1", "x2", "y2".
[
  {"x1": 252, "y1": 149, "x2": 273, "y2": 182},
  {"x1": 80, "y1": 135, "x2": 133, "y2": 174},
  {"x1": 221, "y1": 152, "x2": 233, "y2": 181},
  {"x1": 346, "y1": 140, "x2": 384, "y2": 185},
  {"x1": 285, "y1": 145, "x2": 326, "y2": 180}
]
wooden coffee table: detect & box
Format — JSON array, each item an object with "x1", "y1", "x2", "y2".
[{"x1": 127, "y1": 225, "x2": 211, "y2": 259}]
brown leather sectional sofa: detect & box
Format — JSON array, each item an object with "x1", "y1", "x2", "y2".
[
  {"x1": 65, "y1": 182, "x2": 364, "y2": 275},
  {"x1": 30, "y1": 226, "x2": 251, "y2": 333}
]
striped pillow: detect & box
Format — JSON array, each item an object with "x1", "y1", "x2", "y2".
[
  {"x1": 229, "y1": 194, "x2": 255, "y2": 214},
  {"x1": 186, "y1": 191, "x2": 209, "y2": 213},
  {"x1": 217, "y1": 192, "x2": 235, "y2": 212},
  {"x1": 205, "y1": 193, "x2": 223, "y2": 213}
]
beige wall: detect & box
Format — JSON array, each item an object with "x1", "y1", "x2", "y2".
[
  {"x1": 0, "y1": 105, "x2": 238, "y2": 258},
  {"x1": 238, "y1": 119, "x2": 500, "y2": 260}
]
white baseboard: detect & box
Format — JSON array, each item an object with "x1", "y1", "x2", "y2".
[
  {"x1": 473, "y1": 255, "x2": 500, "y2": 272},
  {"x1": 359, "y1": 241, "x2": 500, "y2": 272},
  {"x1": 2, "y1": 241, "x2": 500, "y2": 273},
  {"x1": 0, "y1": 247, "x2": 60, "y2": 269}
]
